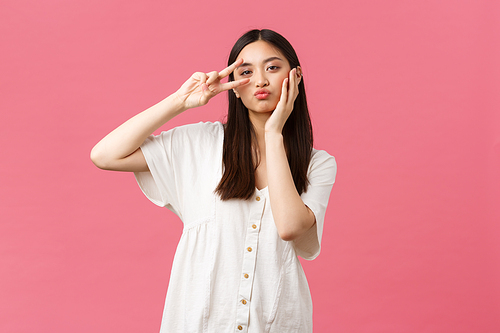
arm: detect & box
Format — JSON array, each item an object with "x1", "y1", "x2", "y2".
[
  {"x1": 265, "y1": 132, "x2": 315, "y2": 241},
  {"x1": 265, "y1": 68, "x2": 315, "y2": 241},
  {"x1": 90, "y1": 94, "x2": 184, "y2": 172},
  {"x1": 90, "y1": 59, "x2": 249, "y2": 172}
]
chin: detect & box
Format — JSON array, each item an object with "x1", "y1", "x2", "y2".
[
  {"x1": 250, "y1": 102, "x2": 279, "y2": 113},
  {"x1": 249, "y1": 108, "x2": 275, "y2": 115}
]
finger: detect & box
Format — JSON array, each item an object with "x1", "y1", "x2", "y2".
[
  {"x1": 196, "y1": 72, "x2": 208, "y2": 91},
  {"x1": 278, "y1": 77, "x2": 289, "y2": 108},
  {"x1": 206, "y1": 71, "x2": 219, "y2": 85},
  {"x1": 287, "y1": 69, "x2": 298, "y2": 107},
  {"x1": 196, "y1": 72, "x2": 208, "y2": 83},
  {"x1": 218, "y1": 58, "x2": 244, "y2": 79},
  {"x1": 288, "y1": 68, "x2": 296, "y2": 97},
  {"x1": 294, "y1": 68, "x2": 301, "y2": 98},
  {"x1": 219, "y1": 78, "x2": 249, "y2": 91}
]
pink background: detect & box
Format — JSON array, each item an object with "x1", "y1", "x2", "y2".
[{"x1": 1, "y1": 1, "x2": 499, "y2": 332}]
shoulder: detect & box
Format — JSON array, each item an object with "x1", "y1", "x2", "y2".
[
  {"x1": 151, "y1": 121, "x2": 223, "y2": 148},
  {"x1": 141, "y1": 121, "x2": 224, "y2": 159},
  {"x1": 178, "y1": 120, "x2": 223, "y2": 133},
  {"x1": 309, "y1": 149, "x2": 337, "y2": 174},
  {"x1": 167, "y1": 121, "x2": 223, "y2": 140},
  {"x1": 306, "y1": 149, "x2": 337, "y2": 186}
]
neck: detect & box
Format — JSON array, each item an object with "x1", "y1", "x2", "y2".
[
  {"x1": 248, "y1": 111, "x2": 272, "y2": 166},
  {"x1": 248, "y1": 111, "x2": 271, "y2": 142},
  {"x1": 248, "y1": 111, "x2": 271, "y2": 189}
]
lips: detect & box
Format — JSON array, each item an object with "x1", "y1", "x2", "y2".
[{"x1": 254, "y1": 89, "x2": 270, "y2": 100}]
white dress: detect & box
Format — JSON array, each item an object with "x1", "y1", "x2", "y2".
[{"x1": 134, "y1": 121, "x2": 337, "y2": 333}]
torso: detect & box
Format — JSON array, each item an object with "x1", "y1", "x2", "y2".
[
  {"x1": 134, "y1": 121, "x2": 334, "y2": 332},
  {"x1": 254, "y1": 152, "x2": 268, "y2": 190}
]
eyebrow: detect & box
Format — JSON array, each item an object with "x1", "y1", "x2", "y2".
[{"x1": 238, "y1": 56, "x2": 284, "y2": 68}]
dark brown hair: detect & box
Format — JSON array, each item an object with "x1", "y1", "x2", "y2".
[{"x1": 215, "y1": 29, "x2": 313, "y2": 200}]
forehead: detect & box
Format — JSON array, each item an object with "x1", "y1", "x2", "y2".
[{"x1": 237, "y1": 40, "x2": 287, "y2": 64}]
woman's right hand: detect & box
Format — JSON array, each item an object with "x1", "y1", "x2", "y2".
[
  {"x1": 91, "y1": 59, "x2": 248, "y2": 172},
  {"x1": 174, "y1": 58, "x2": 249, "y2": 110}
]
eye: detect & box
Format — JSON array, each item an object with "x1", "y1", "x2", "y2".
[
  {"x1": 267, "y1": 65, "x2": 279, "y2": 71},
  {"x1": 240, "y1": 70, "x2": 252, "y2": 76}
]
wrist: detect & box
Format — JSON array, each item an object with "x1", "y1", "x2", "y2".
[
  {"x1": 169, "y1": 92, "x2": 189, "y2": 114},
  {"x1": 265, "y1": 131, "x2": 283, "y2": 142}
]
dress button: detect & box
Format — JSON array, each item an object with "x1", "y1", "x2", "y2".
[
  {"x1": 252, "y1": 224, "x2": 257, "y2": 229},
  {"x1": 247, "y1": 247, "x2": 252, "y2": 252},
  {"x1": 244, "y1": 273, "x2": 249, "y2": 278},
  {"x1": 241, "y1": 299, "x2": 247, "y2": 305},
  {"x1": 238, "y1": 325, "x2": 243, "y2": 330},
  {"x1": 256, "y1": 196, "x2": 261, "y2": 201}
]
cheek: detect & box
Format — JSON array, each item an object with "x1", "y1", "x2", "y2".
[
  {"x1": 277, "y1": 74, "x2": 289, "y2": 87},
  {"x1": 236, "y1": 85, "x2": 252, "y2": 99}
]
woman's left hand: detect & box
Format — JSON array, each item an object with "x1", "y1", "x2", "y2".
[{"x1": 264, "y1": 67, "x2": 301, "y2": 134}]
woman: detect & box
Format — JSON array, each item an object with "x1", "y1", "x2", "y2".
[{"x1": 91, "y1": 29, "x2": 336, "y2": 333}]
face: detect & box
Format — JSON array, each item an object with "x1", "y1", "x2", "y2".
[{"x1": 233, "y1": 40, "x2": 300, "y2": 115}]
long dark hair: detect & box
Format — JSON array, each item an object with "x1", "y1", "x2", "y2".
[{"x1": 215, "y1": 29, "x2": 313, "y2": 200}]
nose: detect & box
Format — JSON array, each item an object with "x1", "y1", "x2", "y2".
[{"x1": 254, "y1": 69, "x2": 268, "y2": 87}]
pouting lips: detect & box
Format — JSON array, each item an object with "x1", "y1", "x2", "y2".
[{"x1": 254, "y1": 89, "x2": 270, "y2": 99}]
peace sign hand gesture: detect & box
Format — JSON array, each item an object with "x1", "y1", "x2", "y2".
[{"x1": 174, "y1": 58, "x2": 249, "y2": 110}]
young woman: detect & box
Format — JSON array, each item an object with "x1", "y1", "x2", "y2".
[{"x1": 91, "y1": 29, "x2": 336, "y2": 333}]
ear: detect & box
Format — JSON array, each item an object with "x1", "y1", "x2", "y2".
[
  {"x1": 233, "y1": 88, "x2": 240, "y2": 98},
  {"x1": 296, "y1": 66, "x2": 303, "y2": 84}
]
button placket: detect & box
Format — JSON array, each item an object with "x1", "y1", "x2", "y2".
[{"x1": 235, "y1": 192, "x2": 266, "y2": 332}]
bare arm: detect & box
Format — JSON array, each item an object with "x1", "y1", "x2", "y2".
[
  {"x1": 265, "y1": 68, "x2": 315, "y2": 241},
  {"x1": 90, "y1": 94, "x2": 184, "y2": 172},
  {"x1": 90, "y1": 59, "x2": 249, "y2": 172}
]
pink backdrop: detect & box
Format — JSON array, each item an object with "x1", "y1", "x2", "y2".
[{"x1": 1, "y1": 1, "x2": 499, "y2": 332}]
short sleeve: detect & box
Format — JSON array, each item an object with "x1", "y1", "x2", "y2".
[
  {"x1": 293, "y1": 150, "x2": 337, "y2": 260},
  {"x1": 134, "y1": 128, "x2": 181, "y2": 216},
  {"x1": 133, "y1": 121, "x2": 223, "y2": 219}
]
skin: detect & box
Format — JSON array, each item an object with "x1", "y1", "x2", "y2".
[
  {"x1": 232, "y1": 41, "x2": 315, "y2": 241},
  {"x1": 90, "y1": 41, "x2": 315, "y2": 241}
]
